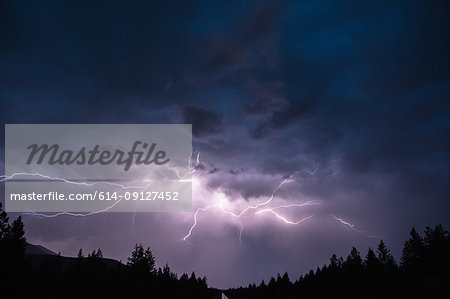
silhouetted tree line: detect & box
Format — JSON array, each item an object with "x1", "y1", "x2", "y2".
[
  {"x1": 0, "y1": 203, "x2": 215, "y2": 299},
  {"x1": 2, "y1": 200, "x2": 449, "y2": 299},
  {"x1": 0, "y1": 203, "x2": 27, "y2": 297},
  {"x1": 226, "y1": 225, "x2": 450, "y2": 299}
]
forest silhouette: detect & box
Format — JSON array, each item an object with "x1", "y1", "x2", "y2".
[{"x1": 0, "y1": 202, "x2": 449, "y2": 298}]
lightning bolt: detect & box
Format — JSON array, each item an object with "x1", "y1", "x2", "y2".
[
  {"x1": 1, "y1": 172, "x2": 141, "y2": 218},
  {"x1": 256, "y1": 210, "x2": 313, "y2": 225},
  {"x1": 1, "y1": 172, "x2": 155, "y2": 189},
  {"x1": 332, "y1": 216, "x2": 379, "y2": 238},
  {"x1": 166, "y1": 151, "x2": 199, "y2": 179},
  {"x1": 1, "y1": 151, "x2": 198, "y2": 219},
  {"x1": 180, "y1": 178, "x2": 320, "y2": 242},
  {"x1": 235, "y1": 177, "x2": 293, "y2": 217},
  {"x1": 301, "y1": 162, "x2": 320, "y2": 175},
  {"x1": 181, "y1": 204, "x2": 220, "y2": 243},
  {"x1": 2, "y1": 171, "x2": 174, "y2": 218},
  {"x1": 252, "y1": 201, "x2": 320, "y2": 225},
  {"x1": 2, "y1": 153, "x2": 379, "y2": 242}
]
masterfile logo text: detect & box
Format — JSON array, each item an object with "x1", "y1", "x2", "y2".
[{"x1": 5, "y1": 124, "x2": 192, "y2": 213}]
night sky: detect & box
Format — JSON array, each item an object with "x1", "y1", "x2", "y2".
[{"x1": 1, "y1": 0, "x2": 450, "y2": 289}]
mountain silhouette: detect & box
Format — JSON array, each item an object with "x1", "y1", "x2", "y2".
[{"x1": 25, "y1": 243, "x2": 57, "y2": 255}]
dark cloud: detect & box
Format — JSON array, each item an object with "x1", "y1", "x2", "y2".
[
  {"x1": 195, "y1": 163, "x2": 206, "y2": 171},
  {"x1": 208, "y1": 42, "x2": 244, "y2": 73},
  {"x1": 244, "y1": 80, "x2": 287, "y2": 119},
  {"x1": 181, "y1": 106, "x2": 225, "y2": 138},
  {"x1": 249, "y1": 99, "x2": 316, "y2": 139},
  {"x1": 208, "y1": 167, "x2": 220, "y2": 174}
]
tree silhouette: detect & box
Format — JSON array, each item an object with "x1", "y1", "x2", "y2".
[
  {"x1": 364, "y1": 248, "x2": 379, "y2": 271},
  {"x1": 345, "y1": 246, "x2": 363, "y2": 271},
  {"x1": 0, "y1": 205, "x2": 28, "y2": 297},
  {"x1": 377, "y1": 240, "x2": 396, "y2": 269},
  {"x1": 127, "y1": 243, "x2": 156, "y2": 276},
  {"x1": 0, "y1": 205, "x2": 26, "y2": 266},
  {"x1": 329, "y1": 253, "x2": 343, "y2": 271},
  {"x1": 423, "y1": 224, "x2": 449, "y2": 276},
  {"x1": 401, "y1": 227, "x2": 425, "y2": 274},
  {"x1": 9, "y1": 216, "x2": 27, "y2": 263},
  {"x1": 88, "y1": 248, "x2": 103, "y2": 259},
  {"x1": 0, "y1": 203, "x2": 9, "y2": 240},
  {"x1": 364, "y1": 247, "x2": 382, "y2": 291},
  {"x1": 0, "y1": 202, "x2": 10, "y2": 260}
]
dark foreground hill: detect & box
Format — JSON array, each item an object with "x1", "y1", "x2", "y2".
[
  {"x1": 27, "y1": 252, "x2": 124, "y2": 271},
  {"x1": 1, "y1": 204, "x2": 450, "y2": 298},
  {"x1": 26, "y1": 242, "x2": 123, "y2": 270},
  {"x1": 26, "y1": 243, "x2": 57, "y2": 255},
  {"x1": 0, "y1": 203, "x2": 218, "y2": 298}
]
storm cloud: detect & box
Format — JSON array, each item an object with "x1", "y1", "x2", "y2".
[
  {"x1": 182, "y1": 106, "x2": 225, "y2": 138},
  {"x1": 1, "y1": 0, "x2": 449, "y2": 289}
]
